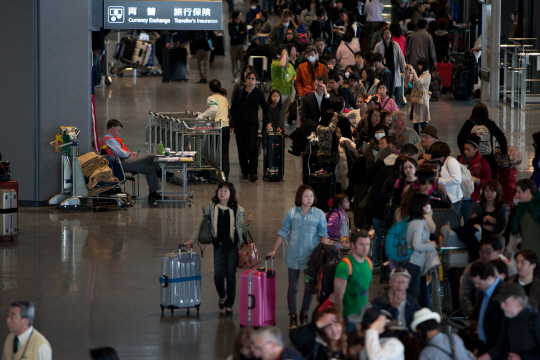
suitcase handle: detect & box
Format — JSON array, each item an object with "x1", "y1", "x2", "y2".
[
  {"x1": 248, "y1": 294, "x2": 256, "y2": 310},
  {"x1": 265, "y1": 256, "x2": 275, "y2": 278},
  {"x1": 179, "y1": 244, "x2": 193, "y2": 258},
  {"x1": 162, "y1": 275, "x2": 168, "y2": 288}
]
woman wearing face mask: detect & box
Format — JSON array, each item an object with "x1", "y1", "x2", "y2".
[
  {"x1": 290, "y1": 309, "x2": 348, "y2": 360},
  {"x1": 457, "y1": 133, "x2": 492, "y2": 223},
  {"x1": 364, "y1": 123, "x2": 389, "y2": 168},
  {"x1": 356, "y1": 108, "x2": 381, "y2": 146},
  {"x1": 401, "y1": 193, "x2": 438, "y2": 307}
]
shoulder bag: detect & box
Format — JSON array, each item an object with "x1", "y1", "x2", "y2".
[
  {"x1": 198, "y1": 206, "x2": 215, "y2": 244},
  {"x1": 238, "y1": 231, "x2": 262, "y2": 269}
]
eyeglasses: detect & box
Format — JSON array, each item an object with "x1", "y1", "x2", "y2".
[
  {"x1": 246, "y1": 77, "x2": 257, "y2": 80},
  {"x1": 479, "y1": 250, "x2": 495, "y2": 255}
]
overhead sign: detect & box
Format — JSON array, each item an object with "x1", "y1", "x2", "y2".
[{"x1": 104, "y1": 1, "x2": 222, "y2": 30}]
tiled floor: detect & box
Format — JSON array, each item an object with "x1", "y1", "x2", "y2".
[{"x1": 2, "y1": 5, "x2": 540, "y2": 360}]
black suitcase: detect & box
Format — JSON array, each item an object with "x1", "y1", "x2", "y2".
[
  {"x1": 303, "y1": 173, "x2": 336, "y2": 212},
  {"x1": 119, "y1": 37, "x2": 137, "y2": 62},
  {"x1": 452, "y1": 60, "x2": 478, "y2": 100},
  {"x1": 162, "y1": 47, "x2": 187, "y2": 82},
  {"x1": 213, "y1": 34, "x2": 226, "y2": 57},
  {"x1": 263, "y1": 132, "x2": 284, "y2": 181},
  {"x1": 432, "y1": 208, "x2": 459, "y2": 241}
]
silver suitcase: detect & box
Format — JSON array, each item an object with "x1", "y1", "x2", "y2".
[
  {"x1": 0, "y1": 189, "x2": 17, "y2": 240},
  {"x1": 159, "y1": 245, "x2": 201, "y2": 316}
]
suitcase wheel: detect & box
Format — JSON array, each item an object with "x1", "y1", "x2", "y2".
[
  {"x1": 160, "y1": 305, "x2": 165, "y2": 316},
  {"x1": 196, "y1": 305, "x2": 200, "y2": 314}
]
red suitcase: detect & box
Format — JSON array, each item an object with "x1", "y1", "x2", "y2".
[
  {"x1": 0, "y1": 181, "x2": 18, "y2": 209},
  {"x1": 437, "y1": 63, "x2": 453, "y2": 89},
  {"x1": 239, "y1": 257, "x2": 277, "y2": 328}
]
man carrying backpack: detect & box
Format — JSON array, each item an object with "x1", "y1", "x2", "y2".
[{"x1": 334, "y1": 230, "x2": 373, "y2": 334}]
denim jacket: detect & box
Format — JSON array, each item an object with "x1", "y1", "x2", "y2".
[{"x1": 278, "y1": 207, "x2": 328, "y2": 270}]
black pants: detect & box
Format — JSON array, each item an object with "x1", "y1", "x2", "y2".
[
  {"x1": 235, "y1": 126, "x2": 259, "y2": 176},
  {"x1": 214, "y1": 243, "x2": 239, "y2": 308},
  {"x1": 222, "y1": 126, "x2": 230, "y2": 180}
]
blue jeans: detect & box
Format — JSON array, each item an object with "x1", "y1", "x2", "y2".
[
  {"x1": 452, "y1": 201, "x2": 462, "y2": 225},
  {"x1": 287, "y1": 268, "x2": 313, "y2": 315},
  {"x1": 372, "y1": 217, "x2": 384, "y2": 267},
  {"x1": 214, "y1": 244, "x2": 239, "y2": 308},
  {"x1": 401, "y1": 262, "x2": 421, "y2": 302},
  {"x1": 458, "y1": 199, "x2": 473, "y2": 225},
  {"x1": 394, "y1": 86, "x2": 403, "y2": 108}
]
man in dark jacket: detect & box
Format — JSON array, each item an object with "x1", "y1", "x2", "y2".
[
  {"x1": 251, "y1": 327, "x2": 305, "y2": 360},
  {"x1": 230, "y1": 71, "x2": 270, "y2": 182},
  {"x1": 478, "y1": 283, "x2": 540, "y2": 360},
  {"x1": 372, "y1": 267, "x2": 420, "y2": 331},
  {"x1": 371, "y1": 53, "x2": 394, "y2": 98},
  {"x1": 300, "y1": 75, "x2": 334, "y2": 124},
  {"x1": 228, "y1": 10, "x2": 248, "y2": 81},
  {"x1": 309, "y1": 7, "x2": 334, "y2": 50},
  {"x1": 469, "y1": 260, "x2": 505, "y2": 356}
]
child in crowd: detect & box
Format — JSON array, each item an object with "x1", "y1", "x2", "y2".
[
  {"x1": 326, "y1": 193, "x2": 351, "y2": 241},
  {"x1": 265, "y1": 89, "x2": 284, "y2": 133},
  {"x1": 379, "y1": 136, "x2": 389, "y2": 151}
]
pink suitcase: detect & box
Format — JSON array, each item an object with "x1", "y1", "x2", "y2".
[{"x1": 239, "y1": 257, "x2": 277, "y2": 328}]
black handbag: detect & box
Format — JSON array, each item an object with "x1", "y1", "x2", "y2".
[{"x1": 198, "y1": 207, "x2": 214, "y2": 245}]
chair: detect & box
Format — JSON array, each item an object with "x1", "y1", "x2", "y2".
[{"x1": 100, "y1": 149, "x2": 139, "y2": 199}]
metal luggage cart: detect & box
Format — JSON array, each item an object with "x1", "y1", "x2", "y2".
[
  {"x1": 48, "y1": 141, "x2": 131, "y2": 212},
  {"x1": 146, "y1": 111, "x2": 226, "y2": 183},
  {"x1": 109, "y1": 37, "x2": 162, "y2": 78}
]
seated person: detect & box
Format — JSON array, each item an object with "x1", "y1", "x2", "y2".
[
  {"x1": 442, "y1": 180, "x2": 508, "y2": 260},
  {"x1": 416, "y1": 125, "x2": 438, "y2": 166},
  {"x1": 101, "y1": 119, "x2": 162, "y2": 201},
  {"x1": 371, "y1": 267, "x2": 420, "y2": 331},
  {"x1": 459, "y1": 235, "x2": 517, "y2": 318}
]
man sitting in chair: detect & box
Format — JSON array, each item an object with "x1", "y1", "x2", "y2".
[{"x1": 101, "y1": 119, "x2": 162, "y2": 201}]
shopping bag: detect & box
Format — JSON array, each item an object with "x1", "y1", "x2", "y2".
[
  {"x1": 410, "y1": 89, "x2": 424, "y2": 105},
  {"x1": 238, "y1": 231, "x2": 262, "y2": 269}
]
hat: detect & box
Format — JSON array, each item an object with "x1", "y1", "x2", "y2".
[
  {"x1": 348, "y1": 71, "x2": 360, "y2": 80},
  {"x1": 411, "y1": 308, "x2": 441, "y2": 332},
  {"x1": 421, "y1": 125, "x2": 438, "y2": 139},
  {"x1": 494, "y1": 282, "x2": 527, "y2": 303},
  {"x1": 347, "y1": 304, "x2": 392, "y2": 325},
  {"x1": 390, "y1": 267, "x2": 411, "y2": 279},
  {"x1": 366, "y1": 94, "x2": 380, "y2": 104}
]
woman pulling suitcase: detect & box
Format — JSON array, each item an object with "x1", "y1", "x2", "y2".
[
  {"x1": 187, "y1": 182, "x2": 254, "y2": 315},
  {"x1": 268, "y1": 184, "x2": 329, "y2": 331}
]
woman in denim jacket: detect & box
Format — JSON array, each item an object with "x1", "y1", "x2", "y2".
[
  {"x1": 187, "y1": 182, "x2": 253, "y2": 316},
  {"x1": 268, "y1": 184, "x2": 329, "y2": 331}
]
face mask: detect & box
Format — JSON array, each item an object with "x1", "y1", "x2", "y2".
[
  {"x1": 511, "y1": 14, "x2": 516, "y2": 22},
  {"x1": 307, "y1": 55, "x2": 317, "y2": 63},
  {"x1": 251, "y1": 6, "x2": 257, "y2": 9},
  {"x1": 513, "y1": 198, "x2": 520, "y2": 206},
  {"x1": 375, "y1": 132, "x2": 385, "y2": 140},
  {"x1": 425, "y1": 204, "x2": 431, "y2": 213},
  {"x1": 345, "y1": 72, "x2": 350, "y2": 78},
  {"x1": 282, "y1": 22, "x2": 290, "y2": 27}
]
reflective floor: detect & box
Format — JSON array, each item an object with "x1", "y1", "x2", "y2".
[{"x1": 3, "y1": 5, "x2": 540, "y2": 360}]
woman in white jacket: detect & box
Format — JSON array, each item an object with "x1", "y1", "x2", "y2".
[
  {"x1": 403, "y1": 58, "x2": 431, "y2": 134},
  {"x1": 430, "y1": 141, "x2": 463, "y2": 217}
]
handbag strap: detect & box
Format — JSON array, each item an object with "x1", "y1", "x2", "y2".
[
  {"x1": 245, "y1": 231, "x2": 254, "y2": 244},
  {"x1": 344, "y1": 42, "x2": 356, "y2": 57}
]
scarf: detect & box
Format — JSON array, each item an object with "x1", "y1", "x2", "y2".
[{"x1": 213, "y1": 204, "x2": 235, "y2": 241}]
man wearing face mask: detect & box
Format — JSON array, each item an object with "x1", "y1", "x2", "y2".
[
  {"x1": 295, "y1": 45, "x2": 328, "y2": 97},
  {"x1": 246, "y1": 0, "x2": 261, "y2": 25},
  {"x1": 509, "y1": 179, "x2": 540, "y2": 257},
  {"x1": 269, "y1": 9, "x2": 299, "y2": 46},
  {"x1": 509, "y1": 10, "x2": 518, "y2": 39},
  {"x1": 309, "y1": 8, "x2": 334, "y2": 50}
]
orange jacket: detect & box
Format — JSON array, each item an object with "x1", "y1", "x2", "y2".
[
  {"x1": 101, "y1": 136, "x2": 130, "y2": 156},
  {"x1": 294, "y1": 61, "x2": 329, "y2": 97}
]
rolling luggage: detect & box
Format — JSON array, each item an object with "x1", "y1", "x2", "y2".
[
  {"x1": 119, "y1": 37, "x2": 137, "y2": 62},
  {"x1": 452, "y1": 60, "x2": 478, "y2": 100},
  {"x1": 134, "y1": 41, "x2": 152, "y2": 65},
  {"x1": 303, "y1": 173, "x2": 336, "y2": 213},
  {"x1": 0, "y1": 189, "x2": 17, "y2": 241},
  {"x1": 437, "y1": 63, "x2": 453, "y2": 89},
  {"x1": 159, "y1": 245, "x2": 201, "y2": 316},
  {"x1": 162, "y1": 47, "x2": 187, "y2": 82},
  {"x1": 239, "y1": 257, "x2": 277, "y2": 328},
  {"x1": 0, "y1": 181, "x2": 18, "y2": 209},
  {"x1": 442, "y1": 250, "x2": 469, "y2": 274},
  {"x1": 263, "y1": 132, "x2": 284, "y2": 181}
]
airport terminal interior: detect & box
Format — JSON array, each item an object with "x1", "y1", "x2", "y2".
[{"x1": 1, "y1": 0, "x2": 540, "y2": 359}]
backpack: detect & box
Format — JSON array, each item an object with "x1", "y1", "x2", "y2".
[
  {"x1": 471, "y1": 124, "x2": 492, "y2": 155},
  {"x1": 458, "y1": 163, "x2": 475, "y2": 198},
  {"x1": 384, "y1": 219, "x2": 412, "y2": 262},
  {"x1": 317, "y1": 255, "x2": 372, "y2": 304}
]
